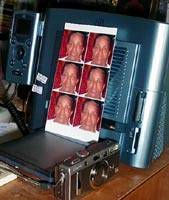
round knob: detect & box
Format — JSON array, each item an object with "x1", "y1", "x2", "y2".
[
  {"x1": 15, "y1": 46, "x2": 25, "y2": 60},
  {"x1": 76, "y1": 149, "x2": 89, "y2": 158}
]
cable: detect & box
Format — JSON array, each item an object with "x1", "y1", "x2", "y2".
[
  {"x1": 1, "y1": 83, "x2": 17, "y2": 103},
  {"x1": 7, "y1": 83, "x2": 18, "y2": 103},
  {"x1": 23, "y1": 89, "x2": 32, "y2": 124},
  {"x1": 0, "y1": 83, "x2": 29, "y2": 136},
  {"x1": 2, "y1": 100, "x2": 29, "y2": 136},
  {"x1": 2, "y1": 83, "x2": 12, "y2": 100}
]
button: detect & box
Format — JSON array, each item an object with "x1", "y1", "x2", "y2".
[
  {"x1": 12, "y1": 70, "x2": 23, "y2": 76},
  {"x1": 10, "y1": 37, "x2": 16, "y2": 45},
  {"x1": 26, "y1": 40, "x2": 32, "y2": 47},
  {"x1": 23, "y1": 63, "x2": 27, "y2": 68},
  {"x1": 10, "y1": 59, "x2": 15, "y2": 66},
  {"x1": 70, "y1": 158, "x2": 81, "y2": 165},
  {"x1": 76, "y1": 149, "x2": 89, "y2": 158},
  {"x1": 15, "y1": 46, "x2": 25, "y2": 60}
]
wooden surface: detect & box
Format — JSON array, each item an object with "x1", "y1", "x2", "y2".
[{"x1": 0, "y1": 148, "x2": 169, "y2": 200}]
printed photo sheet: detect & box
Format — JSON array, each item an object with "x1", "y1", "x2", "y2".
[{"x1": 45, "y1": 23, "x2": 117, "y2": 142}]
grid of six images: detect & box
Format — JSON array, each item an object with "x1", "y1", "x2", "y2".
[{"x1": 45, "y1": 23, "x2": 117, "y2": 142}]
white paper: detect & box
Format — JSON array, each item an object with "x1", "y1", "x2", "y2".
[{"x1": 45, "y1": 23, "x2": 118, "y2": 142}]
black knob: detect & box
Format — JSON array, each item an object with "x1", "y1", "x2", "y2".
[{"x1": 15, "y1": 45, "x2": 25, "y2": 60}]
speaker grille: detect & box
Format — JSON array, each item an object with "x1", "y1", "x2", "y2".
[{"x1": 153, "y1": 93, "x2": 167, "y2": 160}]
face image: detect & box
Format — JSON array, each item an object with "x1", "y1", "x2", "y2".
[
  {"x1": 92, "y1": 35, "x2": 111, "y2": 66},
  {"x1": 66, "y1": 32, "x2": 84, "y2": 62},
  {"x1": 80, "y1": 101, "x2": 100, "y2": 132},
  {"x1": 60, "y1": 63, "x2": 79, "y2": 93},
  {"x1": 54, "y1": 95, "x2": 73, "y2": 125},
  {"x1": 86, "y1": 68, "x2": 105, "y2": 99}
]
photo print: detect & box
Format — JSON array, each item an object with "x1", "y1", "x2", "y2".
[
  {"x1": 58, "y1": 29, "x2": 87, "y2": 64},
  {"x1": 85, "y1": 32, "x2": 115, "y2": 68},
  {"x1": 52, "y1": 60, "x2": 82, "y2": 95},
  {"x1": 79, "y1": 65, "x2": 109, "y2": 101},
  {"x1": 73, "y1": 97, "x2": 103, "y2": 134},
  {"x1": 45, "y1": 23, "x2": 117, "y2": 142}
]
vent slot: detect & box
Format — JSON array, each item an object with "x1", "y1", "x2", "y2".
[{"x1": 103, "y1": 41, "x2": 139, "y2": 123}]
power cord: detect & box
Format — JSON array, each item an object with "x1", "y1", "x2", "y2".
[
  {"x1": 0, "y1": 83, "x2": 29, "y2": 136},
  {"x1": 2, "y1": 100, "x2": 29, "y2": 135}
]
